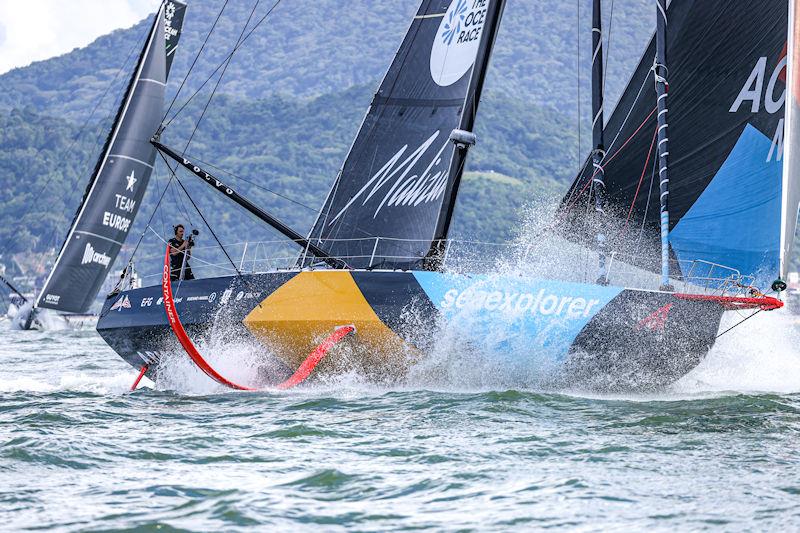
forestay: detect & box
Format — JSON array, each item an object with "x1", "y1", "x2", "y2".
[{"x1": 36, "y1": 1, "x2": 186, "y2": 313}]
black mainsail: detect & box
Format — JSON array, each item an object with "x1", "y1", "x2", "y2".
[
  {"x1": 308, "y1": 0, "x2": 506, "y2": 270},
  {"x1": 559, "y1": 0, "x2": 793, "y2": 289},
  {"x1": 36, "y1": 1, "x2": 186, "y2": 314}
]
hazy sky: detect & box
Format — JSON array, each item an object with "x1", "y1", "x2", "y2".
[{"x1": 0, "y1": 0, "x2": 161, "y2": 75}]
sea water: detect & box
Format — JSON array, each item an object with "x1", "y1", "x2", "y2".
[{"x1": 1, "y1": 309, "x2": 800, "y2": 531}]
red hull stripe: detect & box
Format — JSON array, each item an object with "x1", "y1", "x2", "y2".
[
  {"x1": 161, "y1": 247, "x2": 354, "y2": 390},
  {"x1": 674, "y1": 293, "x2": 784, "y2": 311}
]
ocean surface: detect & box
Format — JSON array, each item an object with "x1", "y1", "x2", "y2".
[{"x1": 2, "y1": 312, "x2": 800, "y2": 532}]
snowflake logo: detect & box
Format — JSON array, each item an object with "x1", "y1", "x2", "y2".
[{"x1": 441, "y1": 0, "x2": 468, "y2": 46}]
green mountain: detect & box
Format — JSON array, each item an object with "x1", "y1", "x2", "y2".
[{"x1": 0, "y1": 1, "x2": 654, "y2": 120}]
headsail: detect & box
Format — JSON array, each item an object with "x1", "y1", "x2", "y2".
[
  {"x1": 559, "y1": 0, "x2": 791, "y2": 289},
  {"x1": 308, "y1": 0, "x2": 506, "y2": 270},
  {"x1": 36, "y1": 1, "x2": 186, "y2": 313}
]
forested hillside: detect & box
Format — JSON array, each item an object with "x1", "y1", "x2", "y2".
[
  {"x1": 0, "y1": 1, "x2": 653, "y2": 120},
  {"x1": 1, "y1": 0, "x2": 652, "y2": 269}
]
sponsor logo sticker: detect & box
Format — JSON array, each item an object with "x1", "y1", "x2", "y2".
[
  {"x1": 430, "y1": 0, "x2": 489, "y2": 86},
  {"x1": 110, "y1": 295, "x2": 131, "y2": 312},
  {"x1": 82, "y1": 242, "x2": 111, "y2": 267},
  {"x1": 440, "y1": 288, "x2": 600, "y2": 319}
]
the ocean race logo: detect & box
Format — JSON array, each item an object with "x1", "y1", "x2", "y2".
[
  {"x1": 81, "y1": 242, "x2": 111, "y2": 267},
  {"x1": 329, "y1": 131, "x2": 451, "y2": 224},
  {"x1": 729, "y1": 52, "x2": 787, "y2": 162},
  {"x1": 164, "y1": 2, "x2": 180, "y2": 44},
  {"x1": 430, "y1": 0, "x2": 489, "y2": 86}
]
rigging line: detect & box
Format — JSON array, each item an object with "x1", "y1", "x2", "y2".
[
  {"x1": 179, "y1": 152, "x2": 318, "y2": 214},
  {"x1": 157, "y1": 151, "x2": 242, "y2": 277},
  {"x1": 162, "y1": 0, "x2": 230, "y2": 124},
  {"x1": 183, "y1": 0, "x2": 262, "y2": 153},
  {"x1": 715, "y1": 309, "x2": 763, "y2": 339},
  {"x1": 620, "y1": 126, "x2": 658, "y2": 239},
  {"x1": 603, "y1": 69, "x2": 652, "y2": 158},
  {"x1": 602, "y1": 0, "x2": 614, "y2": 99},
  {"x1": 153, "y1": 160, "x2": 168, "y2": 238},
  {"x1": 635, "y1": 140, "x2": 658, "y2": 255},
  {"x1": 168, "y1": 172, "x2": 195, "y2": 225},
  {"x1": 563, "y1": 105, "x2": 657, "y2": 213},
  {"x1": 163, "y1": 0, "x2": 283, "y2": 128}
]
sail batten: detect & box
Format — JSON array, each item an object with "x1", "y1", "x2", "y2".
[{"x1": 36, "y1": 1, "x2": 186, "y2": 313}]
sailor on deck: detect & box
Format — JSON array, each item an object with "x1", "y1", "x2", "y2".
[{"x1": 168, "y1": 224, "x2": 195, "y2": 281}]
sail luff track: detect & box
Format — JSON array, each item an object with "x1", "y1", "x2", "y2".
[{"x1": 590, "y1": 0, "x2": 608, "y2": 284}]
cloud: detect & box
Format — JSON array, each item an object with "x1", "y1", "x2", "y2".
[{"x1": 0, "y1": 0, "x2": 161, "y2": 75}]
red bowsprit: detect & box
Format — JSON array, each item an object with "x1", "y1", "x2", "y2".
[
  {"x1": 674, "y1": 293, "x2": 784, "y2": 311},
  {"x1": 159, "y1": 246, "x2": 355, "y2": 391}
]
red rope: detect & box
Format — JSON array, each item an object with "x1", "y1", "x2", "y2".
[
  {"x1": 620, "y1": 126, "x2": 659, "y2": 239},
  {"x1": 160, "y1": 246, "x2": 354, "y2": 391},
  {"x1": 564, "y1": 105, "x2": 658, "y2": 212}
]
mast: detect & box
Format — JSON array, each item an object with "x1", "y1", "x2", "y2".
[
  {"x1": 430, "y1": 0, "x2": 508, "y2": 260},
  {"x1": 591, "y1": 0, "x2": 608, "y2": 285},
  {"x1": 780, "y1": 0, "x2": 800, "y2": 288},
  {"x1": 0, "y1": 274, "x2": 27, "y2": 304},
  {"x1": 655, "y1": 0, "x2": 672, "y2": 290}
]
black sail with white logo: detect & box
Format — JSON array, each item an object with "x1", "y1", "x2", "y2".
[
  {"x1": 308, "y1": 0, "x2": 505, "y2": 270},
  {"x1": 36, "y1": 1, "x2": 186, "y2": 313},
  {"x1": 558, "y1": 0, "x2": 790, "y2": 286}
]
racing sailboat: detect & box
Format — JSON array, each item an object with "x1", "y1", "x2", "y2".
[
  {"x1": 15, "y1": 1, "x2": 186, "y2": 330},
  {"x1": 98, "y1": 0, "x2": 797, "y2": 391}
]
